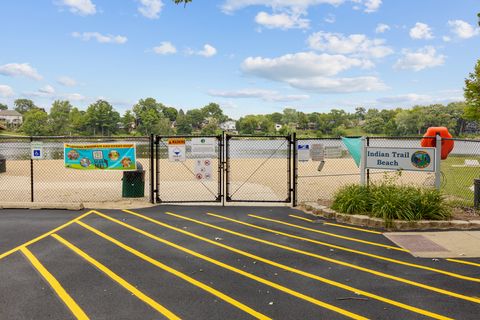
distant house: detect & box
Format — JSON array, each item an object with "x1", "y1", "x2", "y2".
[
  {"x1": 220, "y1": 120, "x2": 237, "y2": 132},
  {"x1": 0, "y1": 110, "x2": 23, "y2": 127},
  {"x1": 275, "y1": 123, "x2": 282, "y2": 131},
  {"x1": 464, "y1": 121, "x2": 480, "y2": 134}
]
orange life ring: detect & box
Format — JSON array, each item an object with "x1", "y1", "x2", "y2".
[{"x1": 420, "y1": 127, "x2": 454, "y2": 160}]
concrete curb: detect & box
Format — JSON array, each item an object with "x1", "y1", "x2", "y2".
[
  {"x1": 0, "y1": 202, "x2": 84, "y2": 211},
  {"x1": 300, "y1": 202, "x2": 480, "y2": 231}
]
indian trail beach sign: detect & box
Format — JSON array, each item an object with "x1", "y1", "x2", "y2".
[{"x1": 366, "y1": 147, "x2": 436, "y2": 172}]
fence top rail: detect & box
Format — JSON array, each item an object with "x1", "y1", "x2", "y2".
[
  {"x1": 157, "y1": 134, "x2": 221, "y2": 139},
  {"x1": 227, "y1": 134, "x2": 290, "y2": 139}
]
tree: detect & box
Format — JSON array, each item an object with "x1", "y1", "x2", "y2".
[
  {"x1": 202, "y1": 103, "x2": 227, "y2": 123},
  {"x1": 21, "y1": 109, "x2": 50, "y2": 136},
  {"x1": 122, "y1": 110, "x2": 136, "y2": 134},
  {"x1": 68, "y1": 107, "x2": 88, "y2": 135},
  {"x1": 267, "y1": 112, "x2": 283, "y2": 124},
  {"x1": 0, "y1": 103, "x2": 7, "y2": 110},
  {"x1": 14, "y1": 99, "x2": 37, "y2": 114},
  {"x1": 173, "y1": 0, "x2": 192, "y2": 6},
  {"x1": 282, "y1": 108, "x2": 298, "y2": 124},
  {"x1": 186, "y1": 109, "x2": 204, "y2": 130},
  {"x1": 176, "y1": 109, "x2": 192, "y2": 134},
  {"x1": 85, "y1": 100, "x2": 120, "y2": 135},
  {"x1": 163, "y1": 107, "x2": 178, "y2": 122},
  {"x1": 237, "y1": 115, "x2": 259, "y2": 134},
  {"x1": 133, "y1": 98, "x2": 164, "y2": 134},
  {"x1": 464, "y1": 60, "x2": 480, "y2": 121},
  {"x1": 364, "y1": 117, "x2": 385, "y2": 134},
  {"x1": 49, "y1": 100, "x2": 72, "y2": 135}
]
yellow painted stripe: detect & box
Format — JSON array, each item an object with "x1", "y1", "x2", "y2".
[
  {"x1": 96, "y1": 210, "x2": 368, "y2": 320},
  {"x1": 210, "y1": 213, "x2": 480, "y2": 285},
  {"x1": 289, "y1": 215, "x2": 315, "y2": 222},
  {"x1": 21, "y1": 247, "x2": 89, "y2": 320},
  {"x1": 76, "y1": 221, "x2": 270, "y2": 320},
  {"x1": 251, "y1": 215, "x2": 404, "y2": 252},
  {"x1": 171, "y1": 212, "x2": 480, "y2": 304},
  {"x1": 0, "y1": 211, "x2": 94, "y2": 261},
  {"x1": 116, "y1": 210, "x2": 451, "y2": 319},
  {"x1": 51, "y1": 234, "x2": 180, "y2": 320},
  {"x1": 447, "y1": 259, "x2": 480, "y2": 268},
  {"x1": 288, "y1": 215, "x2": 383, "y2": 235}
]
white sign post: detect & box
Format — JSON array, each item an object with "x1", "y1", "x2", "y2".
[{"x1": 31, "y1": 142, "x2": 44, "y2": 160}]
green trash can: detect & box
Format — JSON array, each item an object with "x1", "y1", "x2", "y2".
[
  {"x1": 122, "y1": 162, "x2": 145, "y2": 198},
  {"x1": 0, "y1": 155, "x2": 5, "y2": 173}
]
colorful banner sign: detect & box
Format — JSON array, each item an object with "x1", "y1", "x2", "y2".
[{"x1": 64, "y1": 143, "x2": 137, "y2": 170}]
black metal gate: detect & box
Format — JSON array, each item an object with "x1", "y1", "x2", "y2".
[
  {"x1": 225, "y1": 135, "x2": 292, "y2": 203},
  {"x1": 155, "y1": 135, "x2": 223, "y2": 203}
]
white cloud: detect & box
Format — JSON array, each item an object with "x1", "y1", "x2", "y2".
[
  {"x1": 364, "y1": 0, "x2": 382, "y2": 13},
  {"x1": 197, "y1": 44, "x2": 217, "y2": 57},
  {"x1": 377, "y1": 91, "x2": 463, "y2": 105},
  {"x1": 442, "y1": 36, "x2": 451, "y2": 42},
  {"x1": 39, "y1": 85, "x2": 56, "y2": 95},
  {"x1": 137, "y1": 0, "x2": 163, "y2": 19},
  {"x1": 0, "y1": 63, "x2": 43, "y2": 80},
  {"x1": 57, "y1": 0, "x2": 96, "y2": 16},
  {"x1": 375, "y1": 23, "x2": 390, "y2": 33},
  {"x1": 448, "y1": 20, "x2": 479, "y2": 39},
  {"x1": 242, "y1": 52, "x2": 369, "y2": 79},
  {"x1": 57, "y1": 76, "x2": 77, "y2": 87},
  {"x1": 409, "y1": 22, "x2": 434, "y2": 40},
  {"x1": 72, "y1": 32, "x2": 128, "y2": 44},
  {"x1": 287, "y1": 76, "x2": 386, "y2": 93},
  {"x1": 221, "y1": 0, "x2": 346, "y2": 13},
  {"x1": 208, "y1": 88, "x2": 309, "y2": 102},
  {"x1": 242, "y1": 51, "x2": 385, "y2": 93},
  {"x1": 153, "y1": 42, "x2": 177, "y2": 55},
  {"x1": 65, "y1": 93, "x2": 86, "y2": 101},
  {"x1": 307, "y1": 31, "x2": 393, "y2": 58},
  {"x1": 255, "y1": 11, "x2": 309, "y2": 29},
  {"x1": 324, "y1": 13, "x2": 336, "y2": 24},
  {"x1": 0, "y1": 85, "x2": 14, "y2": 97},
  {"x1": 394, "y1": 46, "x2": 445, "y2": 72}
]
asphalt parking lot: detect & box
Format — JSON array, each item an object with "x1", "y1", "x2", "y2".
[{"x1": 1, "y1": 206, "x2": 479, "y2": 319}]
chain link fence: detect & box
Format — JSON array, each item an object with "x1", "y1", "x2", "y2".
[
  {"x1": 156, "y1": 136, "x2": 222, "y2": 203},
  {"x1": 0, "y1": 136, "x2": 152, "y2": 204},
  {"x1": 226, "y1": 135, "x2": 291, "y2": 202},
  {"x1": 296, "y1": 137, "x2": 480, "y2": 208}
]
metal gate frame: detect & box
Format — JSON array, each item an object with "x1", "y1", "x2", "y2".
[
  {"x1": 154, "y1": 134, "x2": 223, "y2": 204},
  {"x1": 225, "y1": 134, "x2": 293, "y2": 203}
]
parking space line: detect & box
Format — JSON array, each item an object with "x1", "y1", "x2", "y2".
[
  {"x1": 250, "y1": 215, "x2": 405, "y2": 252},
  {"x1": 209, "y1": 213, "x2": 480, "y2": 284},
  {"x1": 288, "y1": 215, "x2": 383, "y2": 235},
  {"x1": 51, "y1": 234, "x2": 181, "y2": 320},
  {"x1": 20, "y1": 247, "x2": 89, "y2": 320},
  {"x1": 0, "y1": 211, "x2": 94, "y2": 261},
  {"x1": 161, "y1": 211, "x2": 479, "y2": 304},
  {"x1": 76, "y1": 221, "x2": 271, "y2": 320},
  {"x1": 113, "y1": 210, "x2": 452, "y2": 319},
  {"x1": 96, "y1": 210, "x2": 368, "y2": 320},
  {"x1": 447, "y1": 259, "x2": 480, "y2": 268}
]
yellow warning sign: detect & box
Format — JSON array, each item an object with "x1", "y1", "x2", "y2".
[{"x1": 168, "y1": 138, "x2": 186, "y2": 145}]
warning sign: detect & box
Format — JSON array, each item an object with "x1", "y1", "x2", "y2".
[
  {"x1": 168, "y1": 138, "x2": 186, "y2": 162},
  {"x1": 194, "y1": 158, "x2": 213, "y2": 181},
  {"x1": 168, "y1": 138, "x2": 186, "y2": 145}
]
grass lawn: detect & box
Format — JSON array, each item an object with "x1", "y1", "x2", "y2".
[{"x1": 441, "y1": 155, "x2": 480, "y2": 206}]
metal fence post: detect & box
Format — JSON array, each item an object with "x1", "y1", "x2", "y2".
[
  {"x1": 30, "y1": 136, "x2": 34, "y2": 202},
  {"x1": 435, "y1": 134, "x2": 442, "y2": 190},
  {"x1": 360, "y1": 137, "x2": 366, "y2": 186},
  {"x1": 155, "y1": 135, "x2": 161, "y2": 203},
  {"x1": 149, "y1": 134, "x2": 155, "y2": 204},
  {"x1": 292, "y1": 132, "x2": 297, "y2": 207}
]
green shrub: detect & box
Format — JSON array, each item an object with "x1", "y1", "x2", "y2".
[
  {"x1": 332, "y1": 183, "x2": 451, "y2": 223},
  {"x1": 331, "y1": 184, "x2": 371, "y2": 214}
]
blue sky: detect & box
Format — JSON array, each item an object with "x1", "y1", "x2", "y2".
[{"x1": 0, "y1": 0, "x2": 479, "y2": 119}]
